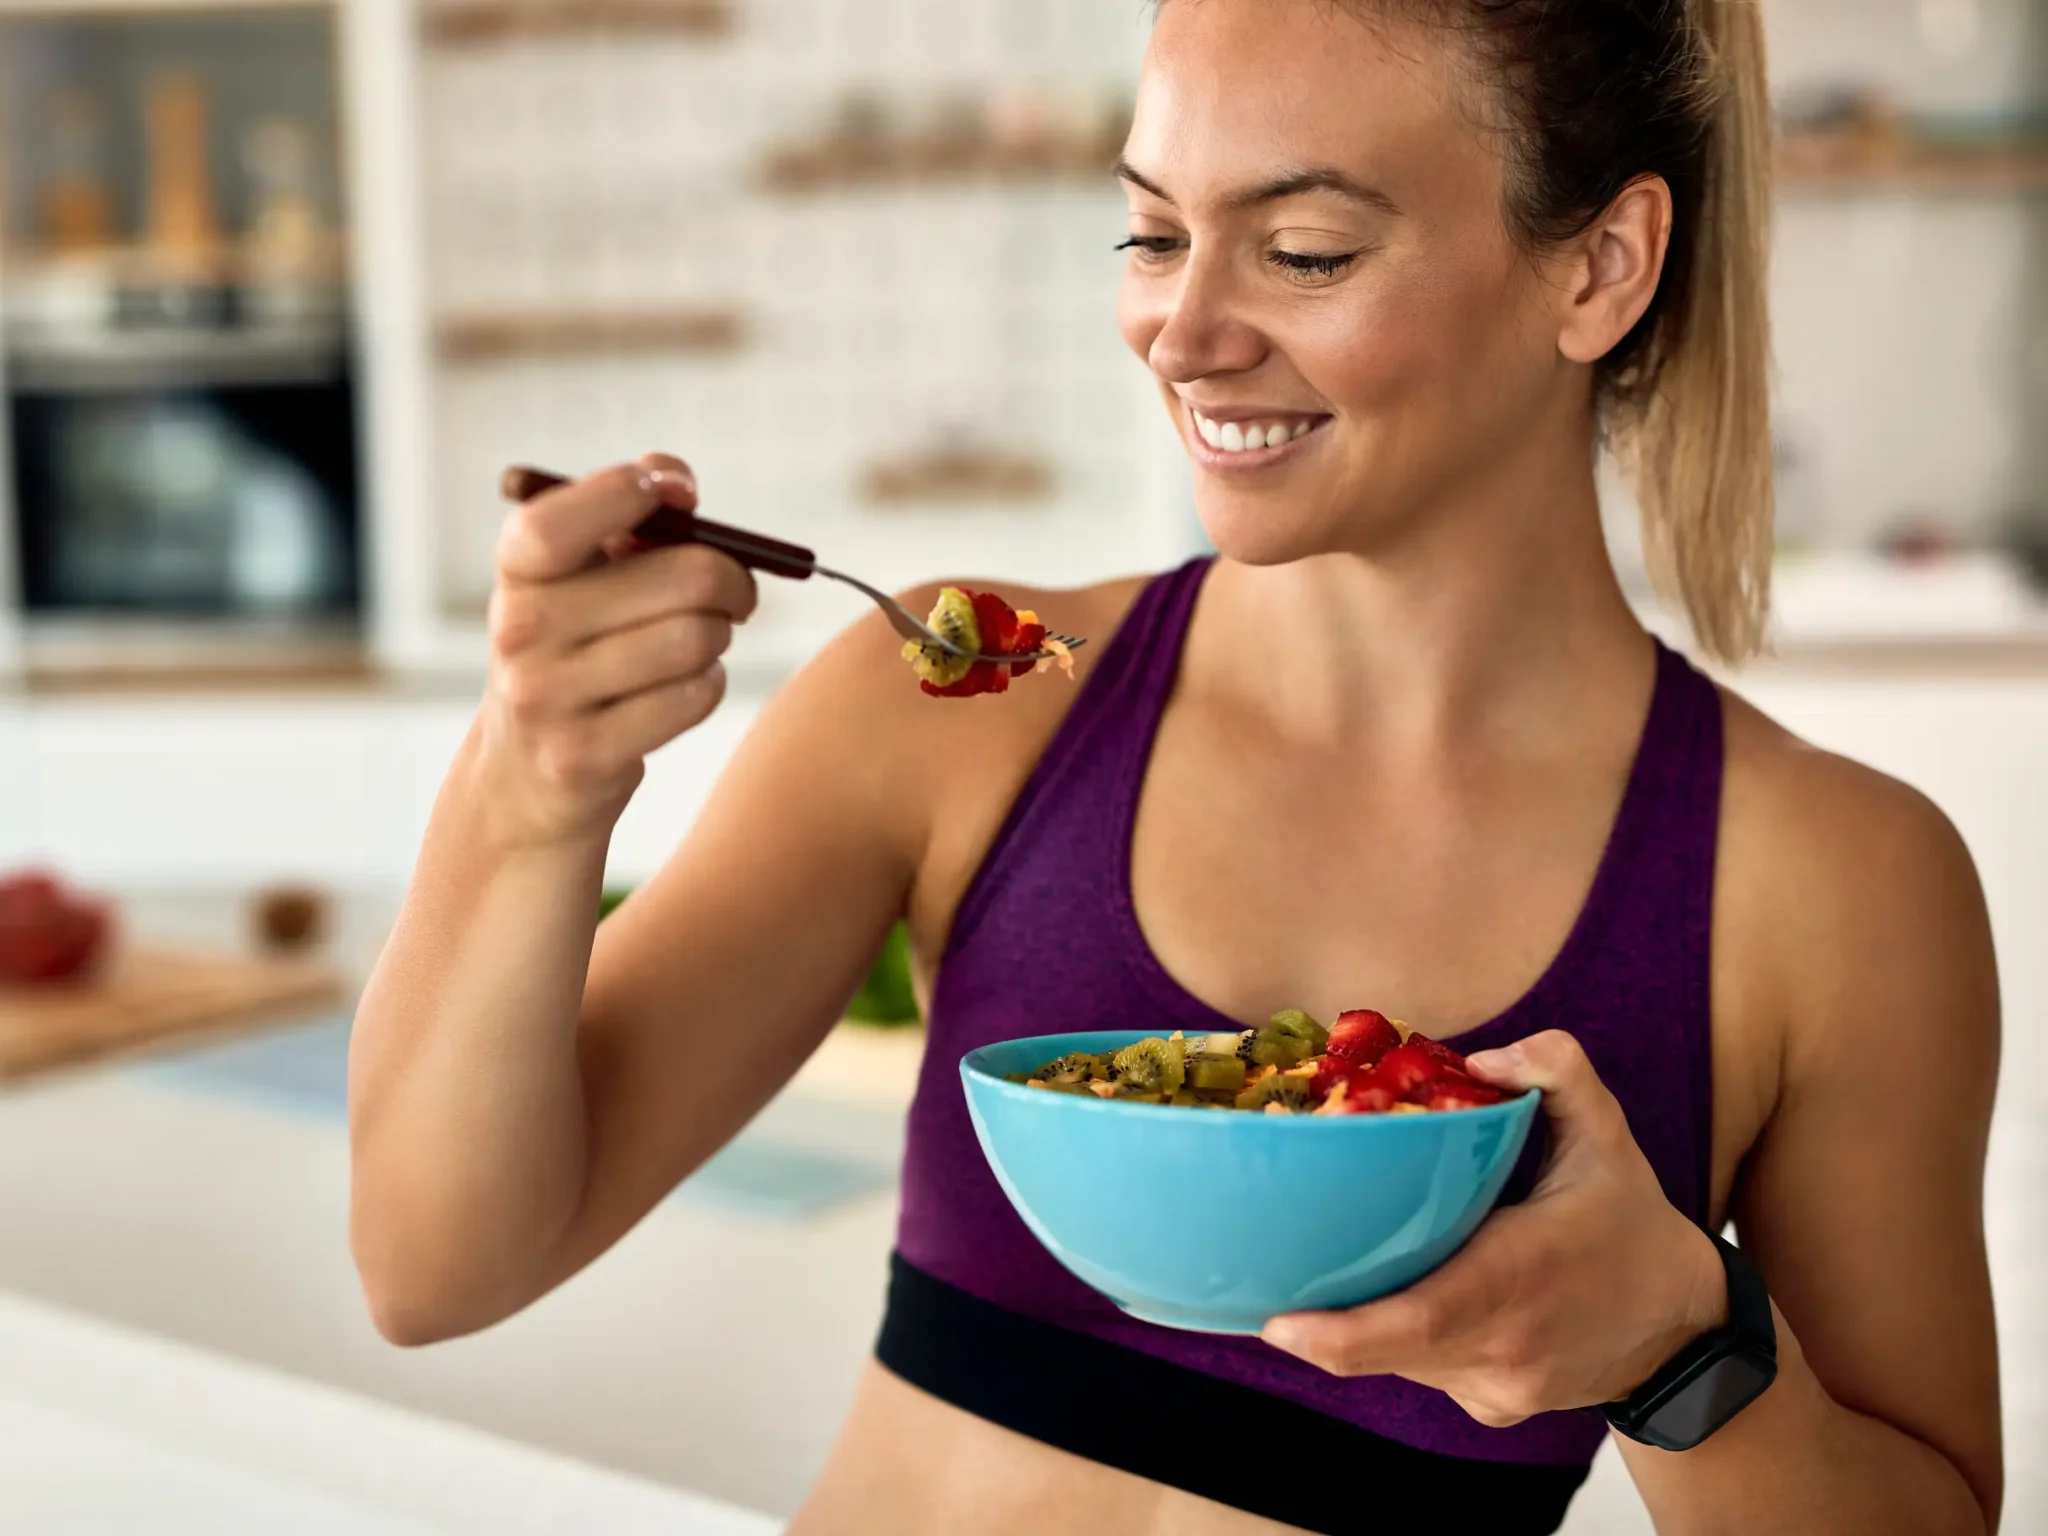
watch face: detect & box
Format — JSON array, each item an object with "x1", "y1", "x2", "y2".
[{"x1": 1640, "y1": 1351, "x2": 1775, "y2": 1452}]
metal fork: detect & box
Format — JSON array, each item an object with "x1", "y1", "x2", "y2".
[{"x1": 503, "y1": 466, "x2": 1088, "y2": 667}]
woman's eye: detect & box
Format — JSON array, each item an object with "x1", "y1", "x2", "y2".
[
  {"x1": 1269, "y1": 250, "x2": 1359, "y2": 279},
  {"x1": 1115, "y1": 235, "x2": 1185, "y2": 263}
]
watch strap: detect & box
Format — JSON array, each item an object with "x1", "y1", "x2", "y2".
[{"x1": 1602, "y1": 1230, "x2": 1776, "y2": 1447}]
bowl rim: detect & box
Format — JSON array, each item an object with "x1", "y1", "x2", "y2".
[{"x1": 961, "y1": 1029, "x2": 1540, "y2": 1126}]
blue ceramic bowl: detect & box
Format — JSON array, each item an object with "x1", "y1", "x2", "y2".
[{"x1": 962, "y1": 1030, "x2": 1540, "y2": 1335}]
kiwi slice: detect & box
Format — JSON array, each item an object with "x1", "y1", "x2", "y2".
[
  {"x1": 901, "y1": 587, "x2": 981, "y2": 688},
  {"x1": 1236, "y1": 1071, "x2": 1317, "y2": 1112},
  {"x1": 1032, "y1": 1052, "x2": 1095, "y2": 1085},
  {"x1": 1189, "y1": 1057, "x2": 1248, "y2": 1094},
  {"x1": 1245, "y1": 1028, "x2": 1315, "y2": 1069},
  {"x1": 1168, "y1": 1089, "x2": 1201, "y2": 1108},
  {"x1": 1112, "y1": 1036, "x2": 1187, "y2": 1096},
  {"x1": 1268, "y1": 1009, "x2": 1330, "y2": 1051},
  {"x1": 1184, "y1": 1031, "x2": 1245, "y2": 1061}
]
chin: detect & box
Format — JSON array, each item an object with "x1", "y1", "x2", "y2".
[{"x1": 1193, "y1": 484, "x2": 1368, "y2": 567}]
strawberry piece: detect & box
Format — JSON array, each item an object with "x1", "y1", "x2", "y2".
[
  {"x1": 1325, "y1": 1009, "x2": 1401, "y2": 1070},
  {"x1": 1372, "y1": 1042, "x2": 1453, "y2": 1101},
  {"x1": 1407, "y1": 1032, "x2": 1471, "y2": 1075},
  {"x1": 1008, "y1": 619, "x2": 1048, "y2": 677},
  {"x1": 1337, "y1": 1068, "x2": 1400, "y2": 1114},
  {"x1": 1416, "y1": 1076, "x2": 1508, "y2": 1111}
]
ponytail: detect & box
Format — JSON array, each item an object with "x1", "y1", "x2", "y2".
[{"x1": 1626, "y1": 0, "x2": 1775, "y2": 663}]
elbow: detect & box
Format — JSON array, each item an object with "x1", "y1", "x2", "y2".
[
  {"x1": 350, "y1": 1210, "x2": 505, "y2": 1349},
  {"x1": 355, "y1": 1262, "x2": 504, "y2": 1349},
  {"x1": 364, "y1": 1292, "x2": 457, "y2": 1350}
]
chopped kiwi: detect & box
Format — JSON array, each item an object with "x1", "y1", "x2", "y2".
[
  {"x1": 1168, "y1": 1090, "x2": 1201, "y2": 1107},
  {"x1": 901, "y1": 587, "x2": 980, "y2": 688},
  {"x1": 1245, "y1": 1028, "x2": 1314, "y2": 1069},
  {"x1": 1268, "y1": 1009, "x2": 1329, "y2": 1051},
  {"x1": 1188, "y1": 1057, "x2": 1248, "y2": 1094},
  {"x1": 1236, "y1": 1072, "x2": 1317, "y2": 1112},
  {"x1": 1034, "y1": 1052, "x2": 1095, "y2": 1085},
  {"x1": 1112, "y1": 1036, "x2": 1187, "y2": 1096},
  {"x1": 1185, "y1": 1032, "x2": 1245, "y2": 1061}
]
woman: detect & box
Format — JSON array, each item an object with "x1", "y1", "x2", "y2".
[{"x1": 347, "y1": 1, "x2": 2004, "y2": 1531}]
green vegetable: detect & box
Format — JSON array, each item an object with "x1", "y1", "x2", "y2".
[{"x1": 846, "y1": 921, "x2": 921, "y2": 1026}]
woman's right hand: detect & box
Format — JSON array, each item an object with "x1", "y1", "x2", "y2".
[{"x1": 477, "y1": 453, "x2": 758, "y2": 849}]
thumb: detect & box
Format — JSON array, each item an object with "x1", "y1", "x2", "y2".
[{"x1": 1462, "y1": 1030, "x2": 1625, "y2": 1166}]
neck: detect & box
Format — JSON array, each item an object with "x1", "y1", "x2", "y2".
[{"x1": 1201, "y1": 427, "x2": 1650, "y2": 751}]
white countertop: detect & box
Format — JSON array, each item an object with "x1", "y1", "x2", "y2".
[{"x1": 0, "y1": 1288, "x2": 783, "y2": 1536}]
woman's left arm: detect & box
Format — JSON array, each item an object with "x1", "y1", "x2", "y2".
[{"x1": 1265, "y1": 772, "x2": 2002, "y2": 1535}]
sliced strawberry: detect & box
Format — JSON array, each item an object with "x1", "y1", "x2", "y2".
[
  {"x1": 1372, "y1": 1042, "x2": 1454, "y2": 1100},
  {"x1": 1407, "y1": 1032, "x2": 1471, "y2": 1075},
  {"x1": 1311, "y1": 1052, "x2": 1353, "y2": 1100},
  {"x1": 1416, "y1": 1076, "x2": 1508, "y2": 1111},
  {"x1": 1338, "y1": 1068, "x2": 1399, "y2": 1114},
  {"x1": 1008, "y1": 619, "x2": 1048, "y2": 677},
  {"x1": 1325, "y1": 1009, "x2": 1401, "y2": 1070}
]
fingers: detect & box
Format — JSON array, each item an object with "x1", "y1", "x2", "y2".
[
  {"x1": 491, "y1": 543, "x2": 757, "y2": 656},
  {"x1": 517, "y1": 667, "x2": 728, "y2": 803},
  {"x1": 496, "y1": 457, "x2": 700, "y2": 581},
  {"x1": 1463, "y1": 1030, "x2": 1626, "y2": 1163},
  {"x1": 510, "y1": 611, "x2": 735, "y2": 714}
]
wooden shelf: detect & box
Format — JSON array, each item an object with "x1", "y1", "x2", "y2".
[
  {"x1": 1778, "y1": 132, "x2": 2048, "y2": 195},
  {"x1": 421, "y1": 0, "x2": 734, "y2": 45},
  {"x1": 861, "y1": 447, "x2": 1054, "y2": 506},
  {"x1": 434, "y1": 307, "x2": 745, "y2": 363}
]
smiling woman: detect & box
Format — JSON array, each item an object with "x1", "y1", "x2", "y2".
[{"x1": 347, "y1": 3, "x2": 2002, "y2": 1535}]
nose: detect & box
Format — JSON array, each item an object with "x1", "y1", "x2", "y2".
[{"x1": 1128, "y1": 249, "x2": 1267, "y2": 385}]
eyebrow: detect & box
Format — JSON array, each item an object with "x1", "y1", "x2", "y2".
[{"x1": 1115, "y1": 159, "x2": 1402, "y2": 218}]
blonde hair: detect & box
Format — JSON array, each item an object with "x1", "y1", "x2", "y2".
[{"x1": 1622, "y1": 1, "x2": 1775, "y2": 663}]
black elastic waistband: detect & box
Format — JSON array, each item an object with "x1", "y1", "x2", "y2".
[{"x1": 876, "y1": 1254, "x2": 1588, "y2": 1536}]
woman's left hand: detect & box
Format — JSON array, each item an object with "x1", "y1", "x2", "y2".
[{"x1": 1262, "y1": 1030, "x2": 1727, "y2": 1428}]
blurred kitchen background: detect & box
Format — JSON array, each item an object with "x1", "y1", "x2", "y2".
[{"x1": 0, "y1": 1, "x2": 2042, "y2": 1532}]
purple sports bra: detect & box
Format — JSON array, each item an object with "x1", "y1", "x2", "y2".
[{"x1": 888, "y1": 555, "x2": 1722, "y2": 1473}]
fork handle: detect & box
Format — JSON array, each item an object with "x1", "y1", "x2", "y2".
[{"x1": 501, "y1": 466, "x2": 817, "y2": 581}]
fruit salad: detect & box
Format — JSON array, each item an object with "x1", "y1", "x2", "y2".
[
  {"x1": 1005, "y1": 1010, "x2": 1510, "y2": 1115},
  {"x1": 902, "y1": 586, "x2": 1073, "y2": 699}
]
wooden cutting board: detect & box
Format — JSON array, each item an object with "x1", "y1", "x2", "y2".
[{"x1": 0, "y1": 946, "x2": 347, "y2": 1086}]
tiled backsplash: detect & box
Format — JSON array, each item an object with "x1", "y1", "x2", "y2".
[{"x1": 418, "y1": 0, "x2": 1169, "y2": 630}]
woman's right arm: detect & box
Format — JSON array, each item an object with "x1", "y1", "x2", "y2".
[{"x1": 347, "y1": 457, "x2": 938, "y2": 1345}]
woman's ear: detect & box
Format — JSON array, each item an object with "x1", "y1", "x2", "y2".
[{"x1": 1553, "y1": 176, "x2": 1673, "y2": 366}]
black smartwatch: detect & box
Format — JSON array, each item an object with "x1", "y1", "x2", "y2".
[{"x1": 1602, "y1": 1230, "x2": 1777, "y2": 1452}]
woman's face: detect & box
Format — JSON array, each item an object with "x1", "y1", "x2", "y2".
[{"x1": 1118, "y1": 0, "x2": 1584, "y2": 566}]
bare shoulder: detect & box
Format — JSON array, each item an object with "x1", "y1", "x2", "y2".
[
  {"x1": 795, "y1": 571, "x2": 1154, "y2": 956},
  {"x1": 1713, "y1": 686, "x2": 1998, "y2": 1088}
]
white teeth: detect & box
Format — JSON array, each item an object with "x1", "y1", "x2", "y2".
[{"x1": 1192, "y1": 410, "x2": 1318, "y2": 453}]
